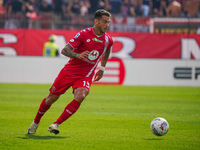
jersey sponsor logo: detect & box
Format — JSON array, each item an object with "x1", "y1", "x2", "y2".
[
  {"x1": 92, "y1": 37, "x2": 103, "y2": 43},
  {"x1": 74, "y1": 33, "x2": 80, "y2": 39},
  {"x1": 70, "y1": 39, "x2": 74, "y2": 42},
  {"x1": 87, "y1": 39, "x2": 90, "y2": 42},
  {"x1": 88, "y1": 50, "x2": 99, "y2": 60},
  {"x1": 83, "y1": 59, "x2": 96, "y2": 64}
]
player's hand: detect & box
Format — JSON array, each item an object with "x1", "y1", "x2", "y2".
[
  {"x1": 77, "y1": 51, "x2": 90, "y2": 61},
  {"x1": 93, "y1": 70, "x2": 104, "y2": 82}
]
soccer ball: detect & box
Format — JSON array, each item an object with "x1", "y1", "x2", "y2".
[{"x1": 150, "y1": 117, "x2": 169, "y2": 136}]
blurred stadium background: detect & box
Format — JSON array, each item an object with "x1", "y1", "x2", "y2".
[{"x1": 0, "y1": 0, "x2": 200, "y2": 86}]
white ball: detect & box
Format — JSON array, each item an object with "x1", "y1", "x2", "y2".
[{"x1": 150, "y1": 117, "x2": 169, "y2": 136}]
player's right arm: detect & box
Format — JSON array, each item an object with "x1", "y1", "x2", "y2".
[{"x1": 61, "y1": 43, "x2": 90, "y2": 60}]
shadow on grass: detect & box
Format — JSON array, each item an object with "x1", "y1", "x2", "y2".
[
  {"x1": 18, "y1": 134, "x2": 68, "y2": 140},
  {"x1": 145, "y1": 138, "x2": 164, "y2": 140}
]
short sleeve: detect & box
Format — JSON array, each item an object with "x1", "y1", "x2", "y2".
[{"x1": 68, "y1": 31, "x2": 84, "y2": 49}]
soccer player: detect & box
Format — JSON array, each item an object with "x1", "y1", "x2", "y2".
[{"x1": 27, "y1": 9, "x2": 113, "y2": 135}]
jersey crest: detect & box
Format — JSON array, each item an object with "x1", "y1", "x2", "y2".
[{"x1": 88, "y1": 50, "x2": 99, "y2": 60}]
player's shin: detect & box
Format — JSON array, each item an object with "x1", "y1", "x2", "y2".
[
  {"x1": 54, "y1": 99, "x2": 81, "y2": 125},
  {"x1": 34, "y1": 98, "x2": 51, "y2": 124}
]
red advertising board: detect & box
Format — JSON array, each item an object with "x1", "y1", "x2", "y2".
[
  {"x1": 95, "y1": 58, "x2": 125, "y2": 84},
  {"x1": 0, "y1": 29, "x2": 200, "y2": 59}
]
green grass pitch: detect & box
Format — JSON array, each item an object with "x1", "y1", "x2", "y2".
[{"x1": 0, "y1": 83, "x2": 200, "y2": 150}]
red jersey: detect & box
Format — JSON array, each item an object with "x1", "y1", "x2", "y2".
[{"x1": 65, "y1": 27, "x2": 113, "y2": 78}]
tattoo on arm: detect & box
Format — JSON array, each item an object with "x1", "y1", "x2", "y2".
[
  {"x1": 63, "y1": 48, "x2": 77, "y2": 58},
  {"x1": 62, "y1": 44, "x2": 79, "y2": 58}
]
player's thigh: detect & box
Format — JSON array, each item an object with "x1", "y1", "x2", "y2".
[
  {"x1": 72, "y1": 77, "x2": 92, "y2": 102},
  {"x1": 72, "y1": 77, "x2": 92, "y2": 93},
  {"x1": 49, "y1": 68, "x2": 75, "y2": 95}
]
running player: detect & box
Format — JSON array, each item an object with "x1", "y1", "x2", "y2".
[{"x1": 27, "y1": 9, "x2": 113, "y2": 135}]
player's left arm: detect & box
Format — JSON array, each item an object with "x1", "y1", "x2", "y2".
[{"x1": 93, "y1": 49, "x2": 111, "y2": 82}]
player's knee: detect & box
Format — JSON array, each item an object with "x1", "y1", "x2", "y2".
[
  {"x1": 46, "y1": 93, "x2": 59, "y2": 105},
  {"x1": 76, "y1": 92, "x2": 88, "y2": 102},
  {"x1": 74, "y1": 88, "x2": 89, "y2": 103}
]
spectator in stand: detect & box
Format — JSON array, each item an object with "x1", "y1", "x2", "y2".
[
  {"x1": 106, "y1": 0, "x2": 123, "y2": 15},
  {"x1": 158, "y1": 0, "x2": 168, "y2": 17},
  {"x1": 39, "y1": 0, "x2": 53, "y2": 13},
  {"x1": 80, "y1": 0, "x2": 91, "y2": 16},
  {"x1": 54, "y1": 1, "x2": 65, "y2": 16},
  {"x1": 53, "y1": 0, "x2": 65, "y2": 28},
  {"x1": 0, "y1": 0, "x2": 6, "y2": 17},
  {"x1": 166, "y1": 0, "x2": 182, "y2": 17},
  {"x1": 67, "y1": 0, "x2": 90, "y2": 17},
  {"x1": 5, "y1": 0, "x2": 26, "y2": 29},
  {"x1": 24, "y1": 0, "x2": 39, "y2": 13},
  {"x1": 45, "y1": 0, "x2": 53, "y2": 5},
  {"x1": 0, "y1": 0, "x2": 5, "y2": 28},
  {"x1": 152, "y1": 0, "x2": 161, "y2": 17},
  {"x1": 24, "y1": 0, "x2": 41, "y2": 28},
  {"x1": 97, "y1": 0, "x2": 107, "y2": 10},
  {"x1": 67, "y1": 0, "x2": 81, "y2": 16},
  {"x1": 140, "y1": 0, "x2": 150, "y2": 17},
  {"x1": 182, "y1": 0, "x2": 200, "y2": 17},
  {"x1": 129, "y1": 0, "x2": 143, "y2": 16},
  {"x1": 39, "y1": 0, "x2": 53, "y2": 28},
  {"x1": 121, "y1": 0, "x2": 130, "y2": 17},
  {"x1": 89, "y1": 0, "x2": 107, "y2": 13},
  {"x1": 8, "y1": 0, "x2": 26, "y2": 14},
  {"x1": 89, "y1": 0, "x2": 98, "y2": 13},
  {"x1": 177, "y1": 0, "x2": 183, "y2": 5},
  {"x1": 67, "y1": 0, "x2": 91, "y2": 29},
  {"x1": 57, "y1": 0, "x2": 72, "y2": 29}
]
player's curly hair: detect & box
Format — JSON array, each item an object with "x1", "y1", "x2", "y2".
[{"x1": 94, "y1": 9, "x2": 111, "y2": 20}]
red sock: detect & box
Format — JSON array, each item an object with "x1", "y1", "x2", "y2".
[
  {"x1": 54, "y1": 99, "x2": 81, "y2": 125},
  {"x1": 34, "y1": 98, "x2": 51, "y2": 124}
]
